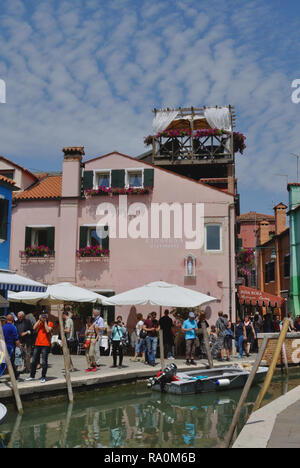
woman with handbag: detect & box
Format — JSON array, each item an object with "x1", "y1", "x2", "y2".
[
  {"x1": 84, "y1": 317, "x2": 99, "y2": 373},
  {"x1": 110, "y1": 320, "x2": 126, "y2": 368}
]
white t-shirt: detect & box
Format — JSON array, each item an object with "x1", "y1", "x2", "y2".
[{"x1": 136, "y1": 320, "x2": 144, "y2": 337}]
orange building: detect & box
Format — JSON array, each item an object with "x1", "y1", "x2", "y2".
[{"x1": 256, "y1": 203, "x2": 289, "y2": 315}]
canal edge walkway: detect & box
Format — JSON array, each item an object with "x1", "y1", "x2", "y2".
[
  {"x1": 233, "y1": 384, "x2": 300, "y2": 448},
  {"x1": 0, "y1": 355, "x2": 262, "y2": 402}
]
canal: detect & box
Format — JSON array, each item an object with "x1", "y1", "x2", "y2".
[{"x1": 1, "y1": 369, "x2": 300, "y2": 448}]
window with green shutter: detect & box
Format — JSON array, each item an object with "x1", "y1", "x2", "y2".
[
  {"x1": 143, "y1": 168, "x2": 154, "y2": 188},
  {"x1": 111, "y1": 170, "x2": 125, "y2": 188},
  {"x1": 0, "y1": 199, "x2": 9, "y2": 241},
  {"x1": 83, "y1": 171, "x2": 94, "y2": 191},
  {"x1": 79, "y1": 226, "x2": 89, "y2": 248}
]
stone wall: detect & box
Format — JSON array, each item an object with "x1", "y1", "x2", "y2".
[{"x1": 258, "y1": 333, "x2": 300, "y2": 365}]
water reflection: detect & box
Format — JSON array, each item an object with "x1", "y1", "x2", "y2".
[{"x1": 1, "y1": 371, "x2": 300, "y2": 449}]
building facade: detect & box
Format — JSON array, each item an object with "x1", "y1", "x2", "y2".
[
  {"x1": 0, "y1": 174, "x2": 17, "y2": 270},
  {"x1": 256, "y1": 203, "x2": 289, "y2": 316},
  {"x1": 10, "y1": 147, "x2": 236, "y2": 325}
]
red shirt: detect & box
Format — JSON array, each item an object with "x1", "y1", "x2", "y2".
[
  {"x1": 144, "y1": 319, "x2": 159, "y2": 337},
  {"x1": 35, "y1": 321, "x2": 53, "y2": 347}
]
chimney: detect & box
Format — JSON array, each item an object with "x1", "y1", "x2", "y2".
[
  {"x1": 258, "y1": 220, "x2": 270, "y2": 245},
  {"x1": 274, "y1": 203, "x2": 287, "y2": 235},
  {"x1": 62, "y1": 146, "x2": 85, "y2": 198}
]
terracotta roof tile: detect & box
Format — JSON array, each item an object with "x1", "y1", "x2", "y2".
[
  {"x1": 238, "y1": 212, "x2": 275, "y2": 222},
  {"x1": 14, "y1": 175, "x2": 62, "y2": 201},
  {"x1": 0, "y1": 155, "x2": 38, "y2": 181},
  {"x1": 0, "y1": 174, "x2": 16, "y2": 186}
]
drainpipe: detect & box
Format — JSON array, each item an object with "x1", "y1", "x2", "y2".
[{"x1": 228, "y1": 202, "x2": 235, "y2": 322}]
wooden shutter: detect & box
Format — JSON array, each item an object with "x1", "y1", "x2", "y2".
[
  {"x1": 46, "y1": 227, "x2": 55, "y2": 251},
  {"x1": 83, "y1": 171, "x2": 94, "y2": 191},
  {"x1": 79, "y1": 226, "x2": 89, "y2": 249},
  {"x1": 143, "y1": 168, "x2": 154, "y2": 188},
  {"x1": 102, "y1": 226, "x2": 109, "y2": 251},
  {"x1": 0, "y1": 199, "x2": 9, "y2": 241},
  {"x1": 25, "y1": 227, "x2": 32, "y2": 248},
  {"x1": 111, "y1": 170, "x2": 125, "y2": 188}
]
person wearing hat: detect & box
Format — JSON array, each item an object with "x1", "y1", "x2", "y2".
[{"x1": 182, "y1": 312, "x2": 198, "y2": 365}]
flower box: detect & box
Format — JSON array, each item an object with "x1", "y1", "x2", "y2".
[
  {"x1": 22, "y1": 246, "x2": 54, "y2": 258},
  {"x1": 76, "y1": 246, "x2": 110, "y2": 258},
  {"x1": 85, "y1": 186, "x2": 153, "y2": 197}
]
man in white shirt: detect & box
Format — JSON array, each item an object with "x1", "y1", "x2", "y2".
[{"x1": 93, "y1": 309, "x2": 105, "y2": 366}]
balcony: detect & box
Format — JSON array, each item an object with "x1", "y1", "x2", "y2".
[
  {"x1": 152, "y1": 131, "x2": 234, "y2": 165},
  {"x1": 145, "y1": 106, "x2": 245, "y2": 166}
]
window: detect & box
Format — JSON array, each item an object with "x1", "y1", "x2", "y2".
[
  {"x1": 265, "y1": 261, "x2": 275, "y2": 284},
  {"x1": 96, "y1": 171, "x2": 111, "y2": 188},
  {"x1": 0, "y1": 198, "x2": 9, "y2": 241},
  {"x1": 0, "y1": 170, "x2": 14, "y2": 180},
  {"x1": 127, "y1": 170, "x2": 143, "y2": 188},
  {"x1": 32, "y1": 229, "x2": 48, "y2": 247},
  {"x1": 25, "y1": 226, "x2": 55, "y2": 251},
  {"x1": 251, "y1": 269, "x2": 256, "y2": 288},
  {"x1": 88, "y1": 227, "x2": 103, "y2": 247},
  {"x1": 205, "y1": 224, "x2": 222, "y2": 251},
  {"x1": 79, "y1": 226, "x2": 109, "y2": 251},
  {"x1": 284, "y1": 254, "x2": 290, "y2": 278}
]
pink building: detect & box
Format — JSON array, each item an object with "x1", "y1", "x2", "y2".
[{"x1": 10, "y1": 147, "x2": 236, "y2": 325}]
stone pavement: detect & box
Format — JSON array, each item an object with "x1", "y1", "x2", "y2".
[
  {"x1": 267, "y1": 400, "x2": 300, "y2": 448},
  {"x1": 233, "y1": 384, "x2": 300, "y2": 448},
  {"x1": 0, "y1": 353, "x2": 259, "y2": 402}
]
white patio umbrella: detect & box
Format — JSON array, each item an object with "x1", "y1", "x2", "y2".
[
  {"x1": 8, "y1": 282, "x2": 109, "y2": 305},
  {"x1": 105, "y1": 281, "x2": 217, "y2": 308}
]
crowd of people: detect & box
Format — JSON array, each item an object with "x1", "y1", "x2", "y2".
[{"x1": 0, "y1": 307, "x2": 295, "y2": 383}]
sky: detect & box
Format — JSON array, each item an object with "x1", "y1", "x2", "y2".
[{"x1": 0, "y1": 0, "x2": 300, "y2": 214}]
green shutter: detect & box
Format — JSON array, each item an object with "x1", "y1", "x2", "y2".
[
  {"x1": 46, "y1": 227, "x2": 55, "y2": 251},
  {"x1": 143, "y1": 168, "x2": 154, "y2": 188},
  {"x1": 79, "y1": 226, "x2": 89, "y2": 248},
  {"x1": 102, "y1": 226, "x2": 109, "y2": 251},
  {"x1": 111, "y1": 170, "x2": 125, "y2": 188},
  {"x1": 0, "y1": 199, "x2": 9, "y2": 241},
  {"x1": 83, "y1": 171, "x2": 94, "y2": 191},
  {"x1": 25, "y1": 227, "x2": 32, "y2": 248}
]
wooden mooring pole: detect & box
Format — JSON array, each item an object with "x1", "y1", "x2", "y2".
[
  {"x1": 223, "y1": 335, "x2": 269, "y2": 448},
  {"x1": 58, "y1": 305, "x2": 74, "y2": 403},
  {"x1": 253, "y1": 318, "x2": 290, "y2": 412}
]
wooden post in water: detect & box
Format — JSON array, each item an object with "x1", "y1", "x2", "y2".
[
  {"x1": 201, "y1": 321, "x2": 214, "y2": 368},
  {"x1": 0, "y1": 322, "x2": 23, "y2": 415},
  {"x1": 58, "y1": 305, "x2": 74, "y2": 403},
  {"x1": 223, "y1": 335, "x2": 269, "y2": 448},
  {"x1": 253, "y1": 318, "x2": 290, "y2": 412}
]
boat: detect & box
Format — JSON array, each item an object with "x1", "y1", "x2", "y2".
[
  {"x1": 0, "y1": 403, "x2": 7, "y2": 424},
  {"x1": 147, "y1": 363, "x2": 268, "y2": 395}
]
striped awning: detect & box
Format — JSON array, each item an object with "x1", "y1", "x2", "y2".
[{"x1": 0, "y1": 271, "x2": 46, "y2": 293}]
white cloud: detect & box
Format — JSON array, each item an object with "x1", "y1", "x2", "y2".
[{"x1": 0, "y1": 0, "x2": 299, "y2": 212}]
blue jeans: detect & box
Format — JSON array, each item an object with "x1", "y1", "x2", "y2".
[
  {"x1": 146, "y1": 336, "x2": 158, "y2": 365},
  {"x1": 135, "y1": 338, "x2": 145, "y2": 354},
  {"x1": 235, "y1": 336, "x2": 245, "y2": 356}
]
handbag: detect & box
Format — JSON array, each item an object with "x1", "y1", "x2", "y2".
[
  {"x1": 84, "y1": 340, "x2": 91, "y2": 350},
  {"x1": 139, "y1": 330, "x2": 147, "y2": 340}
]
